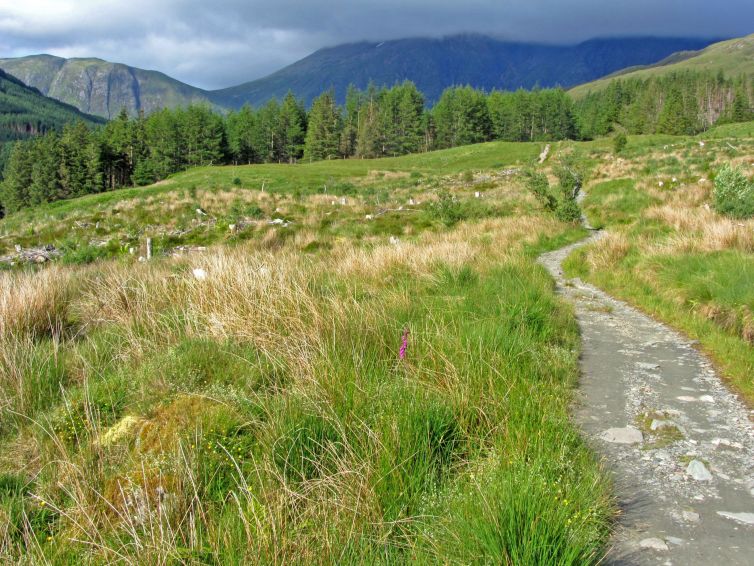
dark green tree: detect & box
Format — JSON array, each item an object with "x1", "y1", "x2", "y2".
[{"x1": 304, "y1": 90, "x2": 342, "y2": 161}]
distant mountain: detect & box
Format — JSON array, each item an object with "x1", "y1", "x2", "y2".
[
  {"x1": 570, "y1": 34, "x2": 754, "y2": 97},
  {"x1": 1, "y1": 35, "x2": 719, "y2": 117},
  {"x1": 209, "y1": 35, "x2": 718, "y2": 108},
  {"x1": 0, "y1": 54, "x2": 214, "y2": 119}
]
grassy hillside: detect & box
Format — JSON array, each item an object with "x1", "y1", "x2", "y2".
[
  {"x1": 1, "y1": 124, "x2": 752, "y2": 562},
  {"x1": 0, "y1": 140, "x2": 541, "y2": 259},
  {"x1": 564, "y1": 120, "x2": 754, "y2": 403},
  {"x1": 211, "y1": 35, "x2": 714, "y2": 107},
  {"x1": 570, "y1": 34, "x2": 754, "y2": 98},
  {"x1": 0, "y1": 55, "x2": 214, "y2": 118},
  {"x1": 0, "y1": 141, "x2": 617, "y2": 563}
]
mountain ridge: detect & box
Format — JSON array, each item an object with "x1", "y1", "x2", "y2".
[
  {"x1": 209, "y1": 35, "x2": 718, "y2": 107},
  {"x1": 0, "y1": 35, "x2": 720, "y2": 116},
  {"x1": 0, "y1": 54, "x2": 214, "y2": 118}
]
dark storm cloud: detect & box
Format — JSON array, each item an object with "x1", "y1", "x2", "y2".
[{"x1": 0, "y1": 0, "x2": 751, "y2": 89}]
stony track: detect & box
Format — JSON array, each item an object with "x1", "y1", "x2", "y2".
[{"x1": 539, "y1": 233, "x2": 754, "y2": 565}]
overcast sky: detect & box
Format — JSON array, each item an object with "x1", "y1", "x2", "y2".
[{"x1": 0, "y1": 0, "x2": 751, "y2": 90}]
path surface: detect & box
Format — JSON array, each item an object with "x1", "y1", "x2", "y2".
[{"x1": 539, "y1": 233, "x2": 754, "y2": 565}]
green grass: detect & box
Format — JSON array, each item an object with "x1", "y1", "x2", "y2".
[
  {"x1": 4, "y1": 127, "x2": 752, "y2": 562},
  {"x1": 702, "y1": 120, "x2": 754, "y2": 139},
  {"x1": 0, "y1": 237, "x2": 613, "y2": 563},
  {"x1": 582, "y1": 178, "x2": 660, "y2": 229},
  {"x1": 0, "y1": 137, "x2": 615, "y2": 563}
]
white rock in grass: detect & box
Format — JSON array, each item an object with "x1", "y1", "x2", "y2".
[
  {"x1": 651, "y1": 419, "x2": 675, "y2": 431},
  {"x1": 192, "y1": 268, "x2": 208, "y2": 281},
  {"x1": 686, "y1": 459, "x2": 713, "y2": 481},
  {"x1": 389, "y1": 236, "x2": 400, "y2": 246},
  {"x1": 658, "y1": 181, "x2": 665, "y2": 187}
]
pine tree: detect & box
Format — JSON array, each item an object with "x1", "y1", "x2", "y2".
[
  {"x1": 304, "y1": 90, "x2": 342, "y2": 161},
  {"x1": 29, "y1": 132, "x2": 62, "y2": 204},
  {"x1": 226, "y1": 105, "x2": 258, "y2": 165},
  {"x1": 101, "y1": 108, "x2": 133, "y2": 189},
  {"x1": 0, "y1": 141, "x2": 33, "y2": 213},
  {"x1": 59, "y1": 121, "x2": 101, "y2": 199},
  {"x1": 278, "y1": 92, "x2": 306, "y2": 163},
  {"x1": 340, "y1": 85, "x2": 361, "y2": 158}
]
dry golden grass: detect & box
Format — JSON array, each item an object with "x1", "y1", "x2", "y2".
[
  {"x1": 645, "y1": 203, "x2": 754, "y2": 253},
  {"x1": 585, "y1": 232, "x2": 631, "y2": 271},
  {"x1": 0, "y1": 267, "x2": 74, "y2": 339}
]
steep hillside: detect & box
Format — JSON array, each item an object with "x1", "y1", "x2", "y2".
[
  {"x1": 570, "y1": 34, "x2": 754, "y2": 97},
  {"x1": 0, "y1": 54, "x2": 214, "y2": 118},
  {"x1": 210, "y1": 35, "x2": 716, "y2": 107},
  {"x1": 0, "y1": 68, "x2": 104, "y2": 176},
  {"x1": 0, "y1": 68, "x2": 103, "y2": 139}
]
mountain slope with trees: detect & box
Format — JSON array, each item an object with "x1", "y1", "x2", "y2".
[
  {"x1": 0, "y1": 68, "x2": 104, "y2": 180},
  {"x1": 209, "y1": 35, "x2": 716, "y2": 107},
  {"x1": 570, "y1": 34, "x2": 754, "y2": 97}
]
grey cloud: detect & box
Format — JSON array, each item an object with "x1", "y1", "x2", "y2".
[{"x1": 0, "y1": 0, "x2": 751, "y2": 89}]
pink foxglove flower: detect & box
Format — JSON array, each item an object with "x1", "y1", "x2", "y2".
[{"x1": 399, "y1": 328, "x2": 410, "y2": 360}]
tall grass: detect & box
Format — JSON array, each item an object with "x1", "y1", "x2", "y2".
[{"x1": 0, "y1": 214, "x2": 612, "y2": 563}]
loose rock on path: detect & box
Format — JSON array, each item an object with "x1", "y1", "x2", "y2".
[{"x1": 539, "y1": 232, "x2": 754, "y2": 565}]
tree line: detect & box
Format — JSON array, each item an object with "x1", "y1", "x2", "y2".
[
  {"x1": 576, "y1": 70, "x2": 753, "y2": 138},
  {"x1": 2, "y1": 72, "x2": 752, "y2": 215},
  {"x1": 0, "y1": 68, "x2": 105, "y2": 185}
]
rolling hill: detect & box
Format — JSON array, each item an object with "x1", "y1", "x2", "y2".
[
  {"x1": 209, "y1": 35, "x2": 717, "y2": 107},
  {"x1": 570, "y1": 33, "x2": 754, "y2": 97},
  {"x1": 0, "y1": 54, "x2": 214, "y2": 119}
]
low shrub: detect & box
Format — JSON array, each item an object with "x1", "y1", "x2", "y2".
[{"x1": 714, "y1": 164, "x2": 754, "y2": 218}]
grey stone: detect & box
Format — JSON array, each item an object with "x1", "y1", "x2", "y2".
[
  {"x1": 600, "y1": 426, "x2": 643, "y2": 444},
  {"x1": 640, "y1": 537, "x2": 669, "y2": 551},
  {"x1": 717, "y1": 512, "x2": 754, "y2": 526},
  {"x1": 686, "y1": 459, "x2": 713, "y2": 482},
  {"x1": 682, "y1": 510, "x2": 701, "y2": 523},
  {"x1": 651, "y1": 419, "x2": 675, "y2": 431}
]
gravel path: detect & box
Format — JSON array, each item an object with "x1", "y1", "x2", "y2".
[{"x1": 539, "y1": 233, "x2": 754, "y2": 565}]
